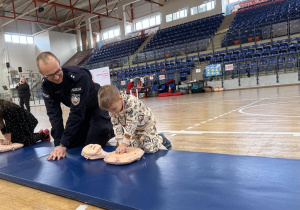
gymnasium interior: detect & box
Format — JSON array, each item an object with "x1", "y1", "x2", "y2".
[{"x1": 0, "y1": 0, "x2": 299, "y2": 209}]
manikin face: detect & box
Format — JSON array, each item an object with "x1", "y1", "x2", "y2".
[
  {"x1": 81, "y1": 144, "x2": 107, "y2": 160},
  {"x1": 105, "y1": 96, "x2": 123, "y2": 115},
  {"x1": 38, "y1": 56, "x2": 64, "y2": 84}
]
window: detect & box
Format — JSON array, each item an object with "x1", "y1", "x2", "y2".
[
  {"x1": 27, "y1": 36, "x2": 33, "y2": 44},
  {"x1": 173, "y1": 11, "x2": 179, "y2": 20},
  {"x1": 114, "y1": 29, "x2": 120, "y2": 37},
  {"x1": 156, "y1": 15, "x2": 161, "y2": 25},
  {"x1": 19, "y1": 36, "x2": 27, "y2": 44},
  {"x1": 191, "y1": 6, "x2": 198, "y2": 15},
  {"x1": 229, "y1": 0, "x2": 240, "y2": 3},
  {"x1": 136, "y1": 21, "x2": 142, "y2": 30},
  {"x1": 103, "y1": 32, "x2": 108, "y2": 40},
  {"x1": 4, "y1": 34, "x2": 11, "y2": 42},
  {"x1": 179, "y1": 8, "x2": 187, "y2": 18},
  {"x1": 149, "y1": 17, "x2": 156, "y2": 26},
  {"x1": 166, "y1": 14, "x2": 172, "y2": 22},
  {"x1": 198, "y1": 4, "x2": 206, "y2": 13},
  {"x1": 96, "y1": 34, "x2": 100, "y2": 42},
  {"x1": 108, "y1": 30, "x2": 114, "y2": 39},
  {"x1": 142, "y1": 19, "x2": 149, "y2": 29},
  {"x1": 126, "y1": 25, "x2": 132, "y2": 33},
  {"x1": 5, "y1": 34, "x2": 34, "y2": 44},
  {"x1": 206, "y1": 0, "x2": 215, "y2": 11},
  {"x1": 12, "y1": 35, "x2": 19, "y2": 43}
]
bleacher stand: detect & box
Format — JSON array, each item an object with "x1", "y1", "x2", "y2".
[
  {"x1": 84, "y1": 35, "x2": 147, "y2": 68},
  {"x1": 63, "y1": 49, "x2": 95, "y2": 67},
  {"x1": 222, "y1": 0, "x2": 300, "y2": 47},
  {"x1": 133, "y1": 14, "x2": 225, "y2": 64}
]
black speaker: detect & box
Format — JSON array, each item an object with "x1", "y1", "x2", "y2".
[
  {"x1": 18, "y1": 67, "x2": 22, "y2": 72},
  {"x1": 6, "y1": 62, "x2": 10, "y2": 68}
]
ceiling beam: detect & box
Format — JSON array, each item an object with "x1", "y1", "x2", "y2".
[{"x1": 32, "y1": 0, "x2": 122, "y2": 20}]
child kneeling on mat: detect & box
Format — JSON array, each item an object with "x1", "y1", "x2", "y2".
[
  {"x1": 98, "y1": 85, "x2": 172, "y2": 154},
  {"x1": 0, "y1": 99, "x2": 50, "y2": 147}
]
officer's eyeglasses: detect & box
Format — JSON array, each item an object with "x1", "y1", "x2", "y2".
[{"x1": 45, "y1": 68, "x2": 62, "y2": 80}]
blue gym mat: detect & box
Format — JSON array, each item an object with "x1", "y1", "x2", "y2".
[
  {"x1": 0, "y1": 142, "x2": 54, "y2": 169},
  {"x1": 0, "y1": 143, "x2": 299, "y2": 210}
]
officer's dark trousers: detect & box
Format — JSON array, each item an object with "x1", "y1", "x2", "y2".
[
  {"x1": 68, "y1": 107, "x2": 114, "y2": 148},
  {"x1": 19, "y1": 96, "x2": 30, "y2": 112}
]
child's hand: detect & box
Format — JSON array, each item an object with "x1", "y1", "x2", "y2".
[{"x1": 115, "y1": 143, "x2": 129, "y2": 154}]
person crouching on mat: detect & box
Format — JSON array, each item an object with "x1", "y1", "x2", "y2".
[
  {"x1": 98, "y1": 85, "x2": 172, "y2": 154},
  {"x1": 0, "y1": 99, "x2": 50, "y2": 146}
]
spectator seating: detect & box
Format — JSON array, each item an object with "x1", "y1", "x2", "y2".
[
  {"x1": 222, "y1": 0, "x2": 300, "y2": 47},
  {"x1": 84, "y1": 35, "x2": 147, "y2": 68}
]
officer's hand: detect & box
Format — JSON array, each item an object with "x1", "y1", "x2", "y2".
[
  {"x1": 47, "y1": 146, "x2": 67, "y2": 161},
  {"x1": 115, "y1": 143, "x2": 129, "y2": 154},
  {"x1": 2, "y1": 140, "x2": 12, "y2": 145}
]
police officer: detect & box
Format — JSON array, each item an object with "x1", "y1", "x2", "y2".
[{"x1": 37, "y1": 52, "x2": 114, "y2": 161}]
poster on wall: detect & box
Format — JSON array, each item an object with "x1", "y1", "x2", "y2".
[
  {"x1": 90, "y1": 66, "x2": 111, "y2": 85},
  {"x1": 205, "y1": 64, "x2": 222, "y2": 77},
  {"x1": 225, "y1": 64, "x2": 234, "y2": 71},
  {"x1": 227, "y1": 0, "x2": 270, "y2": 15},
  {"x1": 159, "y1": 75, "x2": 166, "y2": 80}
]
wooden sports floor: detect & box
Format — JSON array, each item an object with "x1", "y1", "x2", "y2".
[{"x1": 1, "y1": 85, "x2": 300, "y2": 209}]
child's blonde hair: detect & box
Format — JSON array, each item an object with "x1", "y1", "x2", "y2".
[{"x1": 98, "y1": 85, "x2": 120, "y2": 109}]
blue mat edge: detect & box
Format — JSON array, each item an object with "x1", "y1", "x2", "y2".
[{"x1": 0, "y1": 172, "x2": 138, "y2": 210}]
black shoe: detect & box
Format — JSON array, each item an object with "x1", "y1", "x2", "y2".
[{"x1": 158, "y1": 133, "x2": 172, "y2": 150}]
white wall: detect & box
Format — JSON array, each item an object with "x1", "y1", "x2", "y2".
[
  {"x1": 49, "y1": 31, "x2": 77, "y2": 65},
  {"x1": 159, "y1": 0, "x2": 222, "y2": 29},
  {"x1": 3, "y1": 20, "x2": 34, "y2": 35},
  {"x1": 133, "y1": 1, "x2": 159, "y2": 19},
  {"x1": 6, "y1": 42, "x2": 37, "y2": 72},
  {"x1": 35, "y1": 31, "x2": 51, "y2": 54}
]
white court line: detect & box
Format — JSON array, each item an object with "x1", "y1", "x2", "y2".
[
  {"x1": 239, "y1": 101, "x2": 300, "y2": 118},
  {"x1": 76, "y1": 205, "x2": 88, "y2": 210},
  {"x1": 194, "y1": 99, "x2": 264, "y2": 126},
  {"x1": 148, "y1": 95, "x2": 300, "y2": 109},
  {"x1": 160, "y1": 130, "x2": 300, "y2": 136},
  {"x1": 187, "y1": 127, "x2": 193, "y2": 129}
]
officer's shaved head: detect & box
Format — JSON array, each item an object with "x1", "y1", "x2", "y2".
[{"x1": 36, "y1": 52, "x2": 59, "y2": 72}]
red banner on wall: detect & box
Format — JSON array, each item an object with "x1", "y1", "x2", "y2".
[{"x1": 231, "y1": 0, "x2": 277, "y2": 14}]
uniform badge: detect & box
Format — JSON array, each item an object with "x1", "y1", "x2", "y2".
[{"x1": 71, "y1": 94, "x2": 80, "y2": 106}]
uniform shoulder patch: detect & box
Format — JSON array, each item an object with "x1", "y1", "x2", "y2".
[{"x1": 71, "y1": 94, "x2": 80, "y2": 106}]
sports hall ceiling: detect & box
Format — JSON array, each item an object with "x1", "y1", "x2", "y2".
[{"x1": 0, "y1": 0, "x2": 162, "y2": 35}]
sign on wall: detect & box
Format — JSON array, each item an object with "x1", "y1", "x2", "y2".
[
  {"x1": 159, "y1": 75, "x2": 166, "y2": 80},
  {"x1": 225, "y1": 64, "x2": 234, "y2": 71},
  {"x1": 90, "y1": 66, "x2": 111, "y2": 85}
]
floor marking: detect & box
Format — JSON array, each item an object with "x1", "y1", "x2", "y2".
[
  {"x1": 194, "y1": 124, "x2": 200, "y2": 126},
  {"x1": 187, "y1": 127, "x2": 193, "y2": 129},
  {"x1": 170, "y1": 134, "x2": 177, "y2": 137},
  {"x1": 239, "y1": 101, "x2": 300, "y2": 118},
  {"x1": 160, "y1": 130, "x2": 300, "y2": 136},
  {"x1": 76, "y1": 205, "x2": 88, "y2": 210}
]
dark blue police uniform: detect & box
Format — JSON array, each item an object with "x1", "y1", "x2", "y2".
[{"x1": 42, "y1": 66, "x2": 114, "y2": 148}]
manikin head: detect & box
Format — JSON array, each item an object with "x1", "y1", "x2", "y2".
[
  {"x1": 98, "y1": 85, "x2": 123, "y2": 115},
  {"x1": 81, "y1": 144, "x2": 108, "y2": 160},
  {"x1": 36, "y1": 52, "x2": 63, "y2": 84}
]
